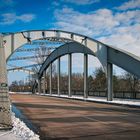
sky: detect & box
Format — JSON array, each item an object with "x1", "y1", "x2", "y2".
[{"x1": 0, "y1": 0, "x2": 140, "y2": 84}]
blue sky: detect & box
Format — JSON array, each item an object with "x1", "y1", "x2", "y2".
[
  {"x1": 1, "y1": 0, "x2": 140, "y2": 84},
  {"x1": 0, "y1": 0, "x2": 127, "y2": 32}
]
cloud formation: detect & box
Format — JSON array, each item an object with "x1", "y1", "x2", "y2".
[
  {"x1": 0, "y1": 13, "x2": 36, "y2": 25},
  {"x1": 116, "y1": 0, "x2": 140, "y2": 10},
  {"x1": 54, "y1": 8, "x2": 119, "y2": 37},
  {"x1": 54, "y1": 5, "x2": 140, "y2": 56}
]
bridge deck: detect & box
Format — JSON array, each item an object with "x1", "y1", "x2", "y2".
[{"x1": 10, "y1": 94, "x2": 140, "y2": 140}]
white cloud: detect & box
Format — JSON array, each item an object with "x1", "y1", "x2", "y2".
[
  {"x1": 99, "y1": 23, "x2": 140, "y2": 56},
  {"x1": 115, "y1": 10, "x2": 140, "y2": 26},
  {"x1": 116, "y1": 0, "x2": 140, "y2": 10},
  {"x1": 54, "y1": 8, "x2": 138, "y2": 37},
  {"x1": 54, "y1": 8, "x2": 140, "y2": 37},
  {"x1": 0, "y1": 13, "x2": 36, "y2": 25},
  {"x1": 54, "y1": 8, "x2": 119, "y2": 37},
  {"x1": 0, "y1": 13, "x2": 16, "y2": 25},
  {"x1": 18, "y1": 14, "x2": 36, "y2": 22},
  {"x1": 54, "y1": 7, "x2": 140, "y2": 57},
  {"x1": 61, "y1": 0, "x2": 100, "y2": 5}
]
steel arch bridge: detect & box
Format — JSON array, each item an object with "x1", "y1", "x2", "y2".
[{"x1": 0, "y1": 29, "x2": 140, "y2": 128}]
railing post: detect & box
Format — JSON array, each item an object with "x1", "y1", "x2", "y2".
[
  {"x1": 68, "y1": 54, "x2": 72, "y2": 97},
  {"x1": 84, "y1": 54, "x2": 88, "y2": 98},
  {"x1": 50, "y1": 63, "x2": 52, "y2": 95},
  {"x1": 107, "y1": 62, "x2": 113, "y2": 101},
  {"x1": 57, "y1": 58, "x2": 60, "y2": 96},
  {"x1": 0, "y1": 35, "x2": 12, "y2": 128}
]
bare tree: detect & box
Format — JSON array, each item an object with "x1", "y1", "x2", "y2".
[
  {"x1": 31, "y1": 44, "x2": 57, "y2": 93},
  {"x1": 32, "y1": 45, "x2": 51, "y2": 75}
]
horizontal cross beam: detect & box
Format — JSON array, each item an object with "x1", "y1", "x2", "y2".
[
  {"x1": 16, "y1": 47, "x2": 57, "y2": 52},
  {"x1": 9, "y1": 55, "x2": 49, "y2": 61}
]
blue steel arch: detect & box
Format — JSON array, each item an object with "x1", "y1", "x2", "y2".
[
  {"x1": 38, "y1": 42, "x2": 96, "y2": 78},
  {"x1": 4, "y1": 30, "x2": 140, "y2": 78},
  {"x1": 3, "y1": 30, "x2": 108, "y2": 72},
  {"x1": 37, "y1": 41, "x2": 140, "y2": 101},
  {"x1": 38, "y1": 42, "x2": 140, "y2": 79}
]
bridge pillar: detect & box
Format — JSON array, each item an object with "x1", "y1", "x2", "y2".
[
  {"x1": 107, "y1": 62, "x2": 113, "y2": 101},
  {"x1": 0, "y1": 35, "x2": 12, "y2": 128},
  {"x1": 49, "y1": 63, "x2": 52, "y2": 95},
  {"x1": 84, "y1": 54, "x2": 88, "y2": 98},
  {"x1": 57, "y1": 58, "x2": 60, "y2": 96},
  {"x1": 43, "y1": 71, "x2": 46, "y2": 94},
  {"x1": 68, "y1": 54, "x2": 72, "y2": 97}
]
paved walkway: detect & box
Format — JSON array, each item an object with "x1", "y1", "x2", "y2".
[
  {"x1": 10, "y1": 94, "x2": 140, "y2": 140},
  {"x1": 40, "y1": 93, "x2": 140, "y2": 107}
]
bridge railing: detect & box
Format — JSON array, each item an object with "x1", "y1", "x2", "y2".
[
  {"x1": 45, "y1": 90, "x2": 140, "y2": 100},
  {"x1": 88, "y1": 91, "x2": 107, "y2": 97},
  {"x1": 113, "y1": 91, "x2": 140, "y2": 99},
  {"x1": 52, "y1": 89, "x2": 58, "y2": 95}
]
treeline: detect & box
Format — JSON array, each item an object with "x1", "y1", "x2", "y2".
[
  {"x1": 47, "y1": 67, "x2": 140, "y2": 92},
  {"x1": 10, "y1": 67, "x2": 140, "y2": 92},
  {"x1": 9, "y1": 80, "x2": 32, "y2": 92}
]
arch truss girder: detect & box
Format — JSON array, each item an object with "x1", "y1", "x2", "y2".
[
  {"x1": 7, "y1": 68, "x2": 34, "y2": 74},
  {"x1": 38, "y1": 41, "x2": 140, "y2": 80},
  {"x1": 3, "y1": 30, "x2": 100, "y2": 61},
  {"x1": 39, "y1": 42, "x2": 95, "y2": 78},
  {"x1": 108, "y1": 47, "x2": 140, "y2": 78}
]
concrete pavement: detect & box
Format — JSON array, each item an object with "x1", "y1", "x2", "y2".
[{"x1": 10, "y1": 94, "x2": 140, "y2": 140}]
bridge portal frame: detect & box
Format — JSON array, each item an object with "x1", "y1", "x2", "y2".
[{"x1": 1, "y1": 29, "x2": 140, "y2": 128}]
